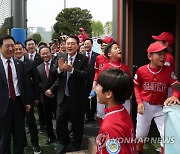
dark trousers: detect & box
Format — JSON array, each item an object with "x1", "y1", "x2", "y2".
[
  {"x1": 24, "y1": 105, "x2": 39, "y2": 147},
  {"x1": 0, "y1": 97, "x2": 25, "y2": 154},
  {"x1": 85, "y1": 96, "x2": 97, "y2": 119},
  {"x1": 42, "y1": 97, "x2": 57, "y2": 139},
  {"x1": 56, "y1": 96, "x2": 84, "y2": 149},
  {"x1": 37, "y1": 102, "x2": 45, "y2": 128},
  {"x1": 85, "y1": 84, "x2": 97, "y2": 120}
]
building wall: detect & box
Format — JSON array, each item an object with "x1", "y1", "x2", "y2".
[{"x1": 113, "y1": 0, "x2": 180, "y2": 79}]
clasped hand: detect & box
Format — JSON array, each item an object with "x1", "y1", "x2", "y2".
[{"x1": 58, "y1": 57, "x2": 73, "y2": 72}]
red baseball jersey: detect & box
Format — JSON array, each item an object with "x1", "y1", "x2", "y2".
[
  {"x1": 101, "y1": 60, "x2": 131, "y2": 77},
  {"x1": 94, "y1": 54, "x2": 109, "y2": 81},
  {"x1": 134, "y1": 64, "x2": 178, "y2": 105},
  {"x1": 165, "y1": 53, "x2": 175, "y2": 72},
  {"x1": 96, "y1": 105, "x2": 136, "y2": 154}
]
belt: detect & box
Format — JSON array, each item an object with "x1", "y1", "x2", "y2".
[
  {"x1": 64, "y1": 95, "x2": 70, "y2": 98},
  {"x1": 9, "y1": 96, "x2": 21, "y2": 101}
]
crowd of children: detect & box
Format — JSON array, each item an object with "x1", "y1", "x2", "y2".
[{"x1": 94, "y1": 31, "x2": 180, "y2": 154}]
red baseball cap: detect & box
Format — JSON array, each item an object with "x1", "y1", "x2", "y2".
[
  {"x1": 97, "y1": 36, "x2": 114, "y2": 45},
  {"x1": 79, "y1": 27, "x2": 84, "y2": 31},
  {"x1": 147, "y1": 42, "x2": 167, "y2": 54},
  {"x1": 152, "y1": 32, "x2": 175, "y2": 46}
]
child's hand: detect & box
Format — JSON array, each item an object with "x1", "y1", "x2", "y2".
[
  {"x1": 164, "y1": 96, "x2": 180, "y2": 106},
  {"x1": 92, "y1": 81, "x2": 97, "y2": 90},
  {"x1": 137, "y1": 103, "x2": 145, "y2": 115}
]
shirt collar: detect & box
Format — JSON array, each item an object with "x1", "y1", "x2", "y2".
[
  {"x1": 19, "y1": 56, "x2": 24, "y2": 62},
  {"x1": 29, "y1": 52, "x2": 36, "y2": 57},
  {"x1": 86, "y1": 50, "x2": 92, "y2": 56},
  {"x1": 1, "y1": 54, "x2": 13, "y2": 64},
  {"x1": 68, "y1": 52, "x2": 77, "y2": 61},
  {"x1": 44, "y1": 59, "x2": 52, "y2": 65},
  {"x1": 104, "y1": 104, "x2": 124, "y2": 115},
  {"x1": 147, "y1": 64, "x2": 162, "y2": 74}
]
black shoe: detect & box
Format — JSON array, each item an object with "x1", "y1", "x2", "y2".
[
  {"x1": 84, "y1": 118, "x2": 91, "y2": 124},
  {"x1": 57, "y1": 144, "x2": 67, "y2": 154},
  {"x1": 33, "y1": 146, "x2": 41, "y2": 154},
  {"x1": 24, "y1": 145, "x2": 28, "y2": 150},
  {"x1": 45, "y1": 137, "x2": 56, "y2": 145},
  {"x1": 69, "y1": 131, "x2": 73, "y2": 138}
]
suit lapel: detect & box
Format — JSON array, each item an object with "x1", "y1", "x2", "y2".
[
  {"x1": 13, "y1": 58, "x2": 21, "y2": 82},
  {"x1": 63, "y1": 53, "x2": 68, "y2": 62},
  {"x1": 24, "y1": 54, "x2": 29, "y2": 60},
  {"x1": 90, "y1": 51, "x2": 96, "y2": 65},
  {"x1": 24, "y1": 56, "x2": 31, "y2": 72},
  {"x1": 73, "y1": 53, "x2": 81, "y2": 68},
  {"x1": 34, "y1": 53, "x2": 39, "y2": 60},
  {"x1": 40, "y1": 63, "x2": 48, "y2": 79},
  {"x1": 0, "y1": 58, "x2": 8, "y2": 87},
  {"x1": 49, "y1": 60, "x2": 55, "y2": 76}
]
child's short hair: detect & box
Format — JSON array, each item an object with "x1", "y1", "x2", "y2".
[
  {"x1": 104, "y1": 41, "x2": 118, "y2": 59},
  {"x1": 97, "y1": 68, "x2": 133, "y2": 104}
]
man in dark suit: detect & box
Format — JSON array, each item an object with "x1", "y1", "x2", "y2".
[
  {"x1": 25, "y1": 38, "x2": 44, "y2": 66},
  {"x1": 0, "y1": 35, "x2": 31, "y2": 154},
  {"x1": 46, "y1": 35, "x2": 89, "y2": 153},
  {"x1": 25, "y1": 38, "x2": 46, "y2": 133},
  {"x1": 37, "y1": 46, "x2": 57, "y2": 145},
  {"x1": 84, "y1": 38, "x2": 99, "y2": 122},
  {"x1": 14, "y1": 42, "x2": 41, "y2": 154}
]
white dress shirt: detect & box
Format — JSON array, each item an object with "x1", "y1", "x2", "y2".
[
  {"x1": 1, "y1": 55, "x2": 20, "y2": 97},
  {"x1": 28, "y1": 52, "x2": 36, "y2": 60},
  {"x1": 44, "y1": 59, "x2": 52, "y2": 70}
]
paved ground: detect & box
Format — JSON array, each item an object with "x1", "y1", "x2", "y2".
[
  {"x1": 53, "y1": 120, "x2": 99, "y2": 153},
  {"x1": 80, "y1": 120, "x2": 99, "y2": 150},
  {"x1": 24, "y1": 110, "x2": 161, "y2": 154},
  {"x1": 24, "y1": 113, "x2": 99, "y2": 154}
]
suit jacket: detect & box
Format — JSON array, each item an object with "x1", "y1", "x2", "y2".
[
  {"x1": 52, "y1": 53, "x2": 89, "y2": 106},
  {"x1": 25, "y1": 52, "x2": 43, "y2": 67},
  {"x1": 23, "y1": 56, "x2": 40, "y2": 104},
  {"x1": 37, "y1": 59, "x2": 57, "y2": 102},
  {"x1": 84, "y1": 51, "x2": 99, "y2": 93},
  {"x1": 0, "y1": 58, "x2": 28, "y2": 119}
]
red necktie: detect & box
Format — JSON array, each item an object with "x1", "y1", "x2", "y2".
[
  {"x1": 45, "y1": 62, "x2": 49, "y2": 77},
  {"x1": 87, "y1": 52, "x2": 90, "y2": 64},
  {"x1": 30, "y1": 54, "x2": 33, "y2": 60},
  {"x1": 7, "y1": 60, "x2": 16, "y2": 100}
]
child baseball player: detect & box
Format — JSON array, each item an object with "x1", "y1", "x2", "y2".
[
  {"x1": 152, "y1": 32, "x2": 176, "y2": 98},
  {"x1": 103, "y1": 41, "x2": 132, "y2": 112},
  {"x1": 152, "y1": 31, "x2": 175, "y2": 71},
  {"x1": 93, "y1": 37, "x2": 113, "y2": 125},
  {"x1": 97, "y1": 41, "x2": 131, "y2": 125},
  {"x1": 134, "y1": 41, "x2": 179, "y2": 154},
  {"x1": 96, "y1": 68, "x2": 136, "y2": 154}
]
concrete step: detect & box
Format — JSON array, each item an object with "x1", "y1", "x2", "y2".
[
  {"x1": 88, "y1": 137, "x2": 96, "y2": 154},
  {"x1": 66, "y1": 150, "x2": 89, "y2": 154},
  {"x1": 66, "y1": 137, "x2": 96, "y2": 154}
]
